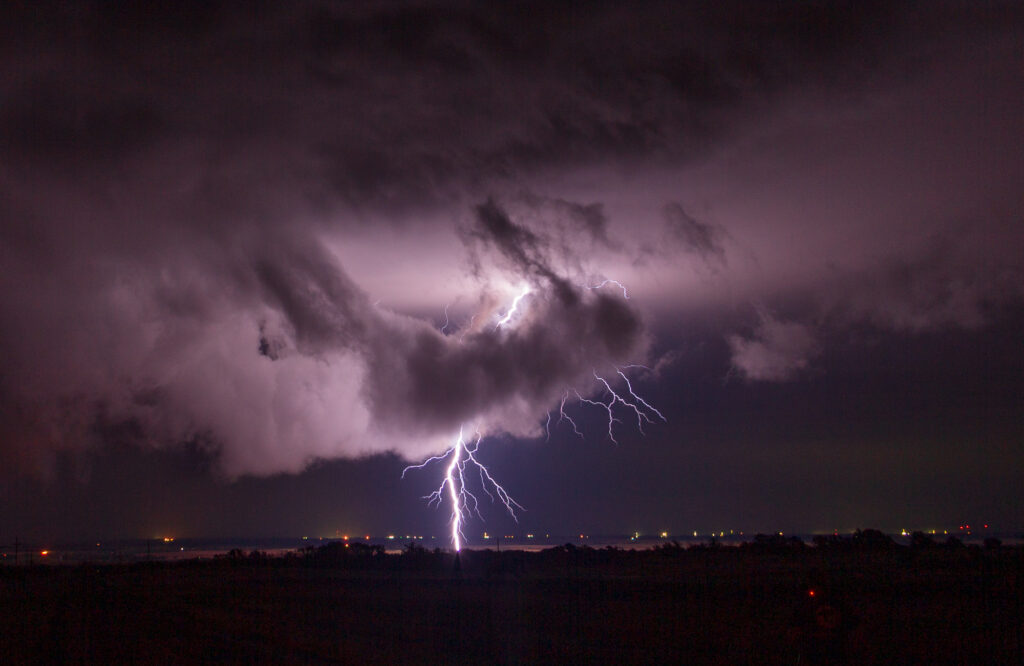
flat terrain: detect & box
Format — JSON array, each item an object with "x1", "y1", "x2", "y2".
[{"x1": 1, "y1": 543, "x2": 1020, "y2": 664}]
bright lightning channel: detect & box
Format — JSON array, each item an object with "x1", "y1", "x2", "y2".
[
  {"x1": 586, "y1": 279, "x2": 630, "y2": 299},
  {"x1": 402, "y1": 427, "x2": 523, "y2": 552},
  {"x1": 569, "y1": 369, "x2": 666, "y2": 443},
  {"x1": 494, "y1": 286, "x2": 532, "y2": 329},
  {"x1": 408, "y1": 280, "x2": 662, "y2": 551}
]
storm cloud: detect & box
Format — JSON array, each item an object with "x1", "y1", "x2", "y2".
[
  {"x1": 1, "y1": 0, "x2": 1022, "y2": 502},
  {"x1": 728, "y1": 312, "x2": 820, "y2": 382}
]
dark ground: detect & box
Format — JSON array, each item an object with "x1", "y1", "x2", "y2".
[{"x1": 1, "y1": 540, "x2": 1021, "y2": 664}]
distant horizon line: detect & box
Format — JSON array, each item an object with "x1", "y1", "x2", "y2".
[{"x1": 2, "y1": 526, "x2": 1018, "y2": 548}]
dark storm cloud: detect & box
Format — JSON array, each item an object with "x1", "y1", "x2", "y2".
[
  {"x1": 359, "y1": 197, "x2": 646, "y2": 437},
  {"x1": 518, "y1": 193, "x2": 617, "y2": 252},
  {"x1": 1, "y1": 0, "x2": 1022, "y2": 484},
  {"x1": 253, "y1": 240, "x2": 373, "y2": 352},
  {"x1": 461, "y1": 196, "x2": 627, "y2": 310},
  {"x1": 463, "y1": 198, "x2": 579, "y2": 301},
  {"x1": 363, "y1": 289, "x2": 644, "y2": 438},
  {"x1": 468, "y1": 199, "x2": 552, "y2": 279},
  {"x1": 731, "y1": 218, "x2": 1024, "y2": 381},
  {"x1": 821, "y1": 228, "x2": 1024, "y2": 333},
  {"x1": 0, "y1": 1, "x2": 934, "y2": 211},
  {"x1": 662, "y1": 203, "x2": 728, "y2": 266}
]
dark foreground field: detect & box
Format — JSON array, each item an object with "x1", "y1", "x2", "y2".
[{"x1": 1, "y1": 539, "x2": 1021, "y2": 664}]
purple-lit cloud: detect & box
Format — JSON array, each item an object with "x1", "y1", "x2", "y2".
[
  {"x1": 1, "y1": 0, "x2": 1022, "y2": 486},
  {"x1": 728, "y1": 312, "x2": 820, "y2": 383}
]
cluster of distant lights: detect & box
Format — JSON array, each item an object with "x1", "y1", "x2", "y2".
[
  {"x1": 293, "y1": 523, "x2": 994, "y2": 542},
  {"x1": 3, "y1": 523, "x2": 997, "y2": 561},
  {"x1": 899, "y1": 524, "x2": 987, "y2": 537}
]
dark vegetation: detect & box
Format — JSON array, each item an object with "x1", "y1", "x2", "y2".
[{"x1": 1, "y1": 532, "x2": 1021, "y2": 664}]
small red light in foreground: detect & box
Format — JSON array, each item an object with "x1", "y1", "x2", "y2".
[{"x1": 809, "y1": 589, "x2": 816, "y2": 597}]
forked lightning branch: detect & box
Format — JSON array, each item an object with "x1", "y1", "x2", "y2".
[{"x1": 402, "y1": 282, "x2": 665, "y2": 551}]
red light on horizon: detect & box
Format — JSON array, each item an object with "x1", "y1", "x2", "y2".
[{"x1": 809, "y1": 590, "x2": 816, "y2": 597}]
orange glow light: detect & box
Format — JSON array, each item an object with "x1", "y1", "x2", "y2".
[{"x1": 40, "y1": 550, "x2": 49, "y2": 556}]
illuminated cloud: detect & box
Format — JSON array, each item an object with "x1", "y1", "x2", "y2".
[
  {"x1": 0, "y1": 0, "x2": 1022, "y2": 490},
  {"x1": 728, "y1": 313, "x2": 820, "y2": 383},
  {"x1": 662, "y1": 203, "x2": 728, "y2": 267}
]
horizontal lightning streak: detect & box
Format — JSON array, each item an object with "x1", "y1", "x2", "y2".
[{"x1": 586, "y1": 279, "x2": 630, "y2": 299}]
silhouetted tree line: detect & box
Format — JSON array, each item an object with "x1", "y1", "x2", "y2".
[
  {"x1": 62, "y1": 529, "x2": 1012, "y2": 575},
  {"x1": 278, "y1": 531, "x2": 1012, "y2": 571},
  {"x1": 3, "y1": 529, "x2": 1015, "y2": 574}
]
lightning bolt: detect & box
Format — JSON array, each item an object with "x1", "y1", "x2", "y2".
[
  {"x1": 573, "y1": 370, "x2": 666, "y2": 443},
  {"x1": 402, "y1": 427, "x2": 523, "y2": 552},
  {"x1": 405, "y1": 280, "x2": 662, "y2": 551},
  {"x1": 587, "y1": 279, "x2": 630, "y2": 299},
  {"x1": 560, "y1": 392, "x2": 585, "y2": 438},
  {"x1": 546, "y1": 390, "x2": 584, "y2": 441},
  {"x1": 457, "y1": 314, "x2": 477, "y2": 343},
  {"x1": 440, "y1": 303, "x2": 451, "y2": 334},
  {"x1": 615, "y1": 368, "x2": 667, "y2": 423},
  {"x1": 494, "y1": 286, "x2": 532, "y2": 329}
]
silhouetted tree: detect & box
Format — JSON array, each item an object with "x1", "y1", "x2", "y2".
[
  {"x1": 749, "y1": 533, "x2": 805, "y2": 551},
  {"x1": 812, "y1": 534, "x2": 849, "y2": 549},
  {"x1": 945, "y1": 535, "x2": 965, "y2": 549},
  {"x1": 910, "y1": 531, "x2": 936, "y2": 549},
  {"x1": 851, "y1": 529, "x2": 894, "y2": 549}
]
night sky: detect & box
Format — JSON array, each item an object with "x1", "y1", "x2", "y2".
[{"x1": 2, "y1": 1, "x2": 1023, "y2": 543}]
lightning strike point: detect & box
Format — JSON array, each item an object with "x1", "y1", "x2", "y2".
[
  {"x1": 404, "y1": 427, "x2": 522, "y2": 552},
  {"x1": 404, "y1": 282, "x2": 663, "y2": 551}
]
